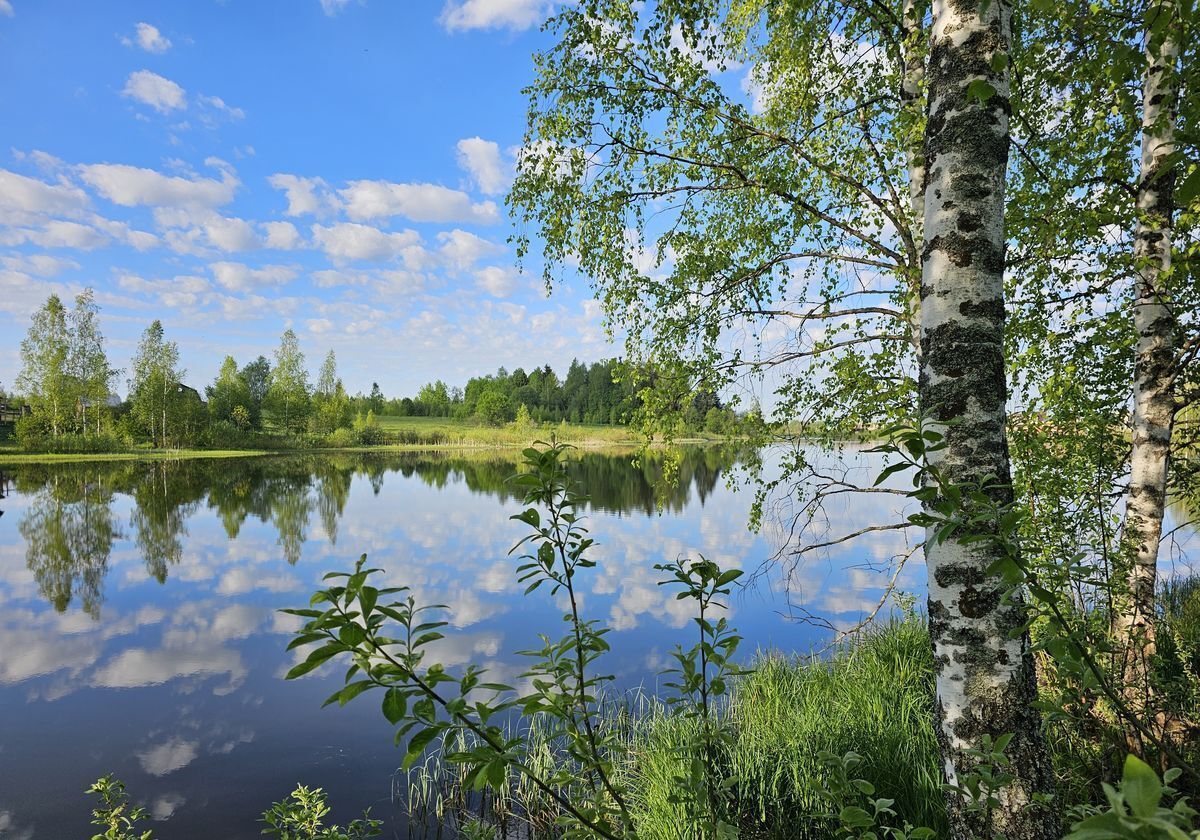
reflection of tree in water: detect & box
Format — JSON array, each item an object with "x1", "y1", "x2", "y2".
[
  {"x1": 18, "y1": 471, "x2": 120, "y2": 617},
  {"x1": 8, "y1": 447, "x2": 745, "y2": 612},
  {"x1": 400, "y1": 446, "x2": 746, "y2": 514},
  {"x1": 129, "y1": 461, "x2": 203, "y2": 583}
]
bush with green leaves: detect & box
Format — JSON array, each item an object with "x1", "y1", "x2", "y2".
[
  {"x1": 282, "y1": 441, "x2": 746, "y2": 838},
  {"x1": 260, "y1": 784, "x2": 382, "y2": 839}
]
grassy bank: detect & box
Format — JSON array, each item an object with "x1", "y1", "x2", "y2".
[
  {"x1": 0, "y1": 417, "x2": 732, "y2": 465},
  {"x1": 404, "y1": 618, "x2": 945, "y2": 839}
]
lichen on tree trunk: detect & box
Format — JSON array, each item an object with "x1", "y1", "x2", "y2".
[
  {"x1": 919, "y1": 0, "x2": 1056, "y2": 836},
  {"x1": 1114, "y1": 0, "x2": 1181, "y2": 708}
]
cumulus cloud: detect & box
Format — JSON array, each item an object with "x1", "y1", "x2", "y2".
[
  {"x1": 202, "y1": 215, "x2": 260, "y2": 251},
  {"x1": 262, "y1": 220, "x2": 303, "y2": 250},
  {"x1": 307, "y1": 317, "x2": 333, "y2": 333},
  {"x1": 210, "y1": 261, "x2": 298, "y2": 292},
  {"x1": 0, "y1": 254, "x2": 80, "y2": 277},
  {"x1": 268, "y1": 174, "x2": 331, "y2": 216},
  {"x1": 0, "y1": 169, "x2": 89, "y2": 224},
  {"x1": 437, "y1": 229, "x2": 504, "y2": 271},
  {"x1": 339, "y1": 180, "x2": 497, "y2": 224},
  {"x1": 456, "y1": 137, "x2": 507, "y2": 195},
  {"x1": 440, "y1": 0, "x2": 551, "y2": 31},
  {"x1": 475, "y1": 265, "x2": 519, "y2": 297},
  {"x1": 123, "y1": 22, "x2": 172, "y2": 54},
  {"x1": 78, "y1": 160, "x2": 238, "y2": 209},
  {"x1": 122, "y1": 70, "x2": 187, "y2": 114},
  {"x1": 311, "y1": 222, "x2": 421, "y2": 263}
]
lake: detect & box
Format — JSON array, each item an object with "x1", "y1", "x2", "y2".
[{"x1": 0, "y1": 446, "x2": 928, "y2": 838}]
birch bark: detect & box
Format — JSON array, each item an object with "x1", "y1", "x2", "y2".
[
  {"x1": 919, "y1": 0, "x2": 1055, "y2": 835},
  {"x1": 1115, "y1": 0, "x2": 1181, "y2": 701}
]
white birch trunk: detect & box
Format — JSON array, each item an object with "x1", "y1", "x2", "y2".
[
  {"x1": 901, "y1": 0, "x2": 927, "y2": 358},
  {"x1": 920, "y1": 0, "x2": 1055, "y2": 835},
  {"x1": 1115, "y1": 0, "x2": 1181, "y2": 697}
]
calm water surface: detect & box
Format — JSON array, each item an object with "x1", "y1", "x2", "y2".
[{"x1": 0, "y1": 447, "x2": 926, "y2": 839}]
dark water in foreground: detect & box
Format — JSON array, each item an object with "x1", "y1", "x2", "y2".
[{"x1": 0, "y1": 447, "x2": 926, "y2": 839}]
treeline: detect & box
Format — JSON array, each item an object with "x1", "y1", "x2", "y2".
[
  {"x1": 381, "y1": 361, "x2": 739, "y2": 432},
  {"x1": 6, "y1": 292, "x2": 744, "y2": 452}
]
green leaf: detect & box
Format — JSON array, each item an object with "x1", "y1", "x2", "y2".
[
  {"x1": 403, "y1": 727, "x2": 440, "y2": 768},
  {"x1": 1121, "y1": 754, "x2": 1162, "y2": 818},
  {"x1": 382, "y1": 688, "x2": 408, "y2": 724},
  {"x1": 966, "y1": 79, "x2": 997, "y2": 103}
]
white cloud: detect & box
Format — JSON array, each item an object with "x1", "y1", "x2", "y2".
[
  {"x1": 262, "y1": 220, "x2": 303, "y2": 250},
  {"x1": 203, "y1": 215, "x2": 260, "y2": 251},
  {"x1": 0, "y1": 1, "x2": 12, "y2": 18},
  {"x1": 475, "y1": 265, "x2": 518, "y2": 297},
  {"x1": 122, "y1": 70, "x2": 187, "y2": 114},
  {"x1": 197, "y1": 94, "x2": 245, "y2": 122},
  {"x1": 210, "y1": 261, "x2": 298, "y2": 291},
  {"x1": 124, "y1": 22, "x2": 172, "y2": 54},
  {"x1": 268, "y1": 174, "x2": 331, "y2": 216},
  {"x1": 0, "y1": 169, "x2": 89, "y2": 223},
  {"x1": 339, "y1": 180, "x2": 498, "y2": 224},
  {"x1": 311, "y1": 222, "x2": 421, "y2": 263},
  {"x1": 0, "y1": 254, "x2": 79, "y2": 277},
  {"x1": 440, "y1": 0, "x2": 551, "y2": 32},
  {"x1": 307, "y1": 318, "x2": 333, "y2": 333},
  {"x1": 437, "y1": 229, "x2": 504, "y2": 271},
  {"x1": 79, "y1": 161, "x2": 238, "y2": 209},
  {"x1": 13, "y1": 220, "x2": 108, "y2": 250},
  {"x1": 319, "y1": 0, "x2": 355, "y2": 14},
  {"x1": 117, "y1": 272, "x2": 211, "y2": 308},
  {"x1": 456, "y1": 137, "x2": 507, "y2": 195}
]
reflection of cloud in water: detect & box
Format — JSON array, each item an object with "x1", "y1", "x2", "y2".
[
  {"x1": 216, "y1": 567, "x2": 300, "y2": 596},
  {"x1": 151, "y1": 792, "x2": 187, "y2": 820},
  {"x1": 138, "y1": 737, "x2": 199, "y2": 776},
  {"x1": 0, "y1": 810, "x2": 35, "y2": 840},
  {"x1": 91, "y1": 646, "x2": 246, "y2": 694}
]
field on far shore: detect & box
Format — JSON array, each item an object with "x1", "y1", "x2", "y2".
[{"x1": 0, "y1": 416, "x2": 729, "y2": 466}]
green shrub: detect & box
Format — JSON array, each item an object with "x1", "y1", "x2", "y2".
[{"x1": 325, "y1": 427, "x2": 356, "y2": 448}]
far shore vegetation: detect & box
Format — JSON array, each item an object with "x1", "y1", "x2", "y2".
[{"x1": 3, "y1": 292, "x2": 756, "y2": 460}]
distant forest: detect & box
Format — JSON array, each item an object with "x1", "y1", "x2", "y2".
[{"x1": 6, "y1": 291, "x2": 741, "y2": 452}]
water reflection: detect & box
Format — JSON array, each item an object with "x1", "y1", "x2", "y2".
[
  {"x1": 9, "y1": 448, "x2": 745, "y2": 616},
  {"x1": 0, "y1": 445, "x2": 897, "y2": 840}
]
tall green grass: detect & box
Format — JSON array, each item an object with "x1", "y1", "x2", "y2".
[
  {"x1": 400, "y1": 618, "x2": 944, "y2": 839},
  {"x1": 624, "y1": 617, "x2": 944, "y2": 838}
]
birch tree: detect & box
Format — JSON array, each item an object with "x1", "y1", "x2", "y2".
[
  {"x1": 130, "y1": 320, "x2": 182, "y2": 448},
  {"x1": 17, "y1": 294, "x2": 71, "y2": 439},
  {"x1": 266, "y1": 329, "x2": 311, "y2": 435},
  {"x1": 68, "y1": 288, "x2": 116, "y2": 435},
  {"x1": 918, "y1": 0, "x2": 1055, "y2": 834},
  {"x1": 1113, "y1": 0, "x2": 1188, "y2": 700}
]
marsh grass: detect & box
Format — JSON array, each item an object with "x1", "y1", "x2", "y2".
[{"x1": 398, "y1": 618, "x2": 944, "y2": 840}]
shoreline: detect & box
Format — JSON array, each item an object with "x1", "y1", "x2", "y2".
[{"x1": 0, "y1": 435, "x2": 732, "y2": 466}]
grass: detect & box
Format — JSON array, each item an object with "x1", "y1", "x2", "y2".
[
  {"x1": 0, "y1": 447, "x2": 272, "y2": 465},
  {"x1": 398, "y1": 618, "x2": 944, "y2": 840},
  {"x1": 0, "y1": 417, "x2": 729, "y2": 465}
]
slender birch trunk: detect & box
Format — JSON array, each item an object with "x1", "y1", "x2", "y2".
[
  {"x1": 920, "y1": 0, "x2": 1055, "y2": 835},
  {"x1": 901, "y1": 0, "x2": 927, "y2": 358},
  {"x1": 1114, "y1": 0, "x2": 1181, "y2": 701}
]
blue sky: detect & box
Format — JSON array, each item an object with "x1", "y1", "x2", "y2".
[{"x1": 0, "y1": 0, "x2": 614, "y2": 397}]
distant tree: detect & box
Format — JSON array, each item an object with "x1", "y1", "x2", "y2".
[
  {"x1": 265, "y1": 329, "x2": 311, "y2": 435},
  {"x1": 68, "y1": 288, "x2": 117, "y2": 435},
  {"x1": 130, "y1": 320, "x2": 183, "y2": 448},
  {"x1": 475, "y1": 389, "x2": 513, "y2": 426},
  {"x1": 369, "y1": 381, "x2": 384, "y2": 414},
  {"x1": 17, "y1": 294, "x2": 71, "y2": 438},
  {"x1": 313, "y1": 350, "x2": 351, "y2": 434},
  {"x1": 240, "y1": 355, "x2": 272, "y2": 428},
  {"x1": 417, "y1": 380, "x2": 452, "y2": 417},
  {"x1": 207, "y1": 356, "x2": 252, "y2": 427}
]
